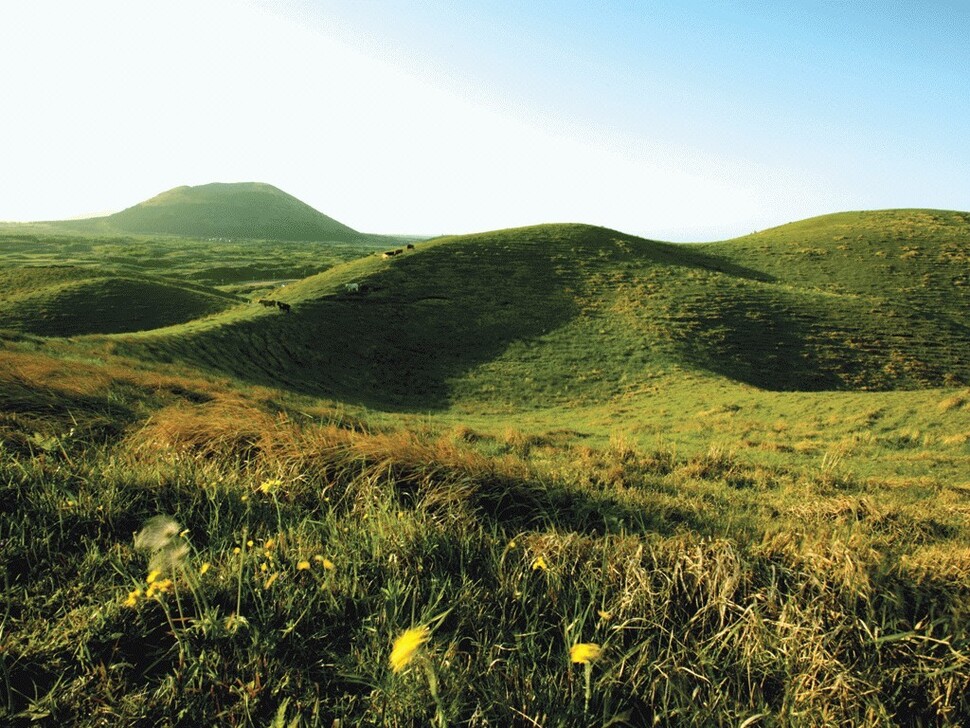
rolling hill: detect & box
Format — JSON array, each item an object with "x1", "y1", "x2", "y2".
[
  {"x1": 0, "y1": 266, "x2": 240, "y2": 336},
  {"x1": 112, "y1": 211, "x2": 970, "y2": 409},
  {"x1": 3, "y1": 209, "x2": 970, "y2": 726},
  {"x1": 59, "y1": 182, "x2": 362, "y2": 242}
]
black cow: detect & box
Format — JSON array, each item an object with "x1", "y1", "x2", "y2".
[{"x1": 276, "y1": 301, "x2": 291, "y2": 313}]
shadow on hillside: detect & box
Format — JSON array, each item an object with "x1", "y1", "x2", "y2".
[
  {"x1": 139, "y1": 247, "x2": 582, "y2": 410},
  {"x1": 670, "y1": 246, "x2": 777, "y2": 283},
  {"x1": 666, "y1": 285, "x2": 850, "y2": 391}
]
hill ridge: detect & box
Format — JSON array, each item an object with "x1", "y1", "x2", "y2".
[{"x1": 110, "y1": 214, "x2": 970, "y2": 408}]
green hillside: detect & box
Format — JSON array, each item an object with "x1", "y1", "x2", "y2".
[
  {"x1": 700, "y1": 209, "x2": 970, "y2": 321},
  {"x1": 3, "y1": 212, "x2": 970, "y2": 726},
  {"x1": 114, "y1": 217, "x2": 970, "y2": 409},
  {"x1": 0, "y1": 266, "x2": 239, "y2": 336},
  {"x1": 66, "y1": 182, "x2": 361, "y2": 242}
]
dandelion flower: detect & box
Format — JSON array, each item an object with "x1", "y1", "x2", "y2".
[
  {"x1": 146, "y1": 578, "x2": 174, "y2": 598},
  {"x1": 296, "y1": 560, "x2": 311, "y2": 571},
  {"x1": 314, "y1": 555, "x2": 335, "y2": 570},
  {"x1": 390, "y1": 626, "x2": 429, "y2": 673},
  {"x1": 264, "y1": 538, "x2": 275, "y2": 550},
  {"x1": 570, "y1": 642, "x2": 602, "y2": 665},
  {"x1": 123, "y1": 588, "x2": 143, "y2": 608},
  {"x1": 531, "y1": 555, "x2": 548, "y2": 571},
  {"x1": 233, "y1": 547, "x2": 241, "y2": 555},
  {"x1": 146, "y1": 569, "x2": 162, "y2": 584},
  {"x1": 199, "y1": 562, "x2": 211, "y2": 576},
  {"x1": 508, "y1": 539, "x2": 517, "y2": 549},
  {"x1": 263, "y1": 572, "x2": 280, "y2": 589},
  {"x1": 597, "y1": 610, "x2": 612, "y2": 621}
]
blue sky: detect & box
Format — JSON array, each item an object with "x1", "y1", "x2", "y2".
[{"x1": 1, "y1": 0, "x2": 967, "y2": 239}]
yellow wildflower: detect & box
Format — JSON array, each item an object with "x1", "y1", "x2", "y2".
[
  {"x1": 296, "y1": 560, "x2": 311, "y2": 571},
  {"x1": 508, "y1": 539, "x2": 517, "y2": 549},
  {"x1": 263, "y1": 538, "x2": 275, "y2": 550},
  {"x1": 597, "y1": 610, "x2": 612, "y2": 621},
  {"x1": 390, "y1": 626, "x2": 429, "y2": 673},
  {"x1": 570, "y1": 642, "x2": 602, "y2": 664},
  {"x1": 258, "y1": 478, "x2": 283, "y2": 494},
  {"x1": 233, "y1": 547, "x2": 241, "y2": 555},
  {"x1": 314, "y1": 555, "x2": 335, "y2": 570},
  {"x1": 123, "y1": 588, "x2": 143, "y2": 608},
  {"x1": 263, "y1": 572, "x2": 280, "y2": 589},
  {"x1": 260, "y1": 562, "x2": 268, "y2": 573},
  {"x1": 531, "y1": 555, "x2": 548, "y2": 571},
  {"x1": 199, "y1": 562, "x2": 211, "y2": 576},
  {"x1": 146, "y1": 578, "x2": 174, "y2": 598},
  {"x1": 146, "y1": 569, "x2": 162, "y2": 584}
]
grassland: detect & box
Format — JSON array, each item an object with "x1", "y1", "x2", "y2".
[{"x1": 1, "y1": 207, "x2": 969, "y2": 725}]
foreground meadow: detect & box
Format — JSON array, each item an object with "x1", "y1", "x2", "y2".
[{"x1": 2, "y1": 345, "x2": 968, "y2": 726}]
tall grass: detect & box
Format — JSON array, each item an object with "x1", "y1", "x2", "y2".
[{"x1": 2, "y1": 349, "x2": 968, "y2": 726}]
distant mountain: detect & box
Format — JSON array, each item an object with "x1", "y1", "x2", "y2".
[{"x1": 94, "y1": 182, "x2": 360, "y2": 242}]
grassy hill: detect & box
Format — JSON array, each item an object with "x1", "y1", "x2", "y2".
[
  {"x1": 2, "y1": 209, "x2": 970, "y2": 725},
  {"x1": 700, "y1": 209, "x2": 970, "y2": 321},
  {"x1": 0, "y1": 266, "x2": 239, "y2": 336},
  {"x1": 114, "y1": 216, "x2": 970, "y2": 410},
  {"x1": 62, "y1": 182, "x2": 362, "y2": 242}
]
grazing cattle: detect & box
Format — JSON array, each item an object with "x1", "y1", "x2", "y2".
[
  {"x1": 406, "y1": 243, "x2": 415, "y2": 250},
  {"x1": 276, "y1": 301, "x2": 291, "y2": 313},
  {"x1": 345, "y1": 283, "x2": 360, "y2": 293},
  {"x1": 394, "y1": 248, "x2": 403, "y2": 255},
  {"x1": 258, "y1": 299, "x2": 276, "y2": 307},
  {"x1": 382, "y1": 250, "x2": 400, "y2": 259}
]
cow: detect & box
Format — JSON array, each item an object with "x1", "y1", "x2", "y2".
[
  {"x1": 406, "y1": 243, "x2": 415, "y2": 250},
  {"x1": 258, "y1": 299, "x2": 276, "y2": 307},
  {"x1": 276, "y1": 301, "x2": 291, "y2": 313},
  {"x1": 382, "y1": 250, "x2": 399, "y2": 259}
]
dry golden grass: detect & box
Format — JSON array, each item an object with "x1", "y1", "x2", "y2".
[
  {"x1": 126, "y1": 395, "x2": 283, "y2": 460},
  {"x1": 937, "y1": 390, "x2": 968, "y2": 411}
]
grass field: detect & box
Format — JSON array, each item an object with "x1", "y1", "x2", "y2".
[{"x1": 1, "y1": 206, "x2": 968, "y2": 725}]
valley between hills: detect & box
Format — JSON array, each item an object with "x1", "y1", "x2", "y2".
[{"x1": 1, "y1": 183, "x2": 968, "y2": 725}]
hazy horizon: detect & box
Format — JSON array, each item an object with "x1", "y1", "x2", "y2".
[{"x1": 2, "y1": 0, "x2": 968, "y2": 242}]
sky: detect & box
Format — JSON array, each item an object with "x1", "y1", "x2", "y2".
[{"x1": 1, "y1": 0, "x2": 968, "y2": 240}]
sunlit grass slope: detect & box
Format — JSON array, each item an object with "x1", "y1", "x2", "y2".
[
  {"x1": 63, "y1": 182, "x2": 362, "y2": 242},
  {"x1": 2, "y1": 345, "x2": 968, "y2": 725},
  {"x1": 702, "y1": 209, "x2": 970, "y2": 319},
  {"x1": 0, "y1": 265, "x2": 239, "y2": 336},
  {"x1": 117, "y1": 218, "x2": 970, "y2": 410}
]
